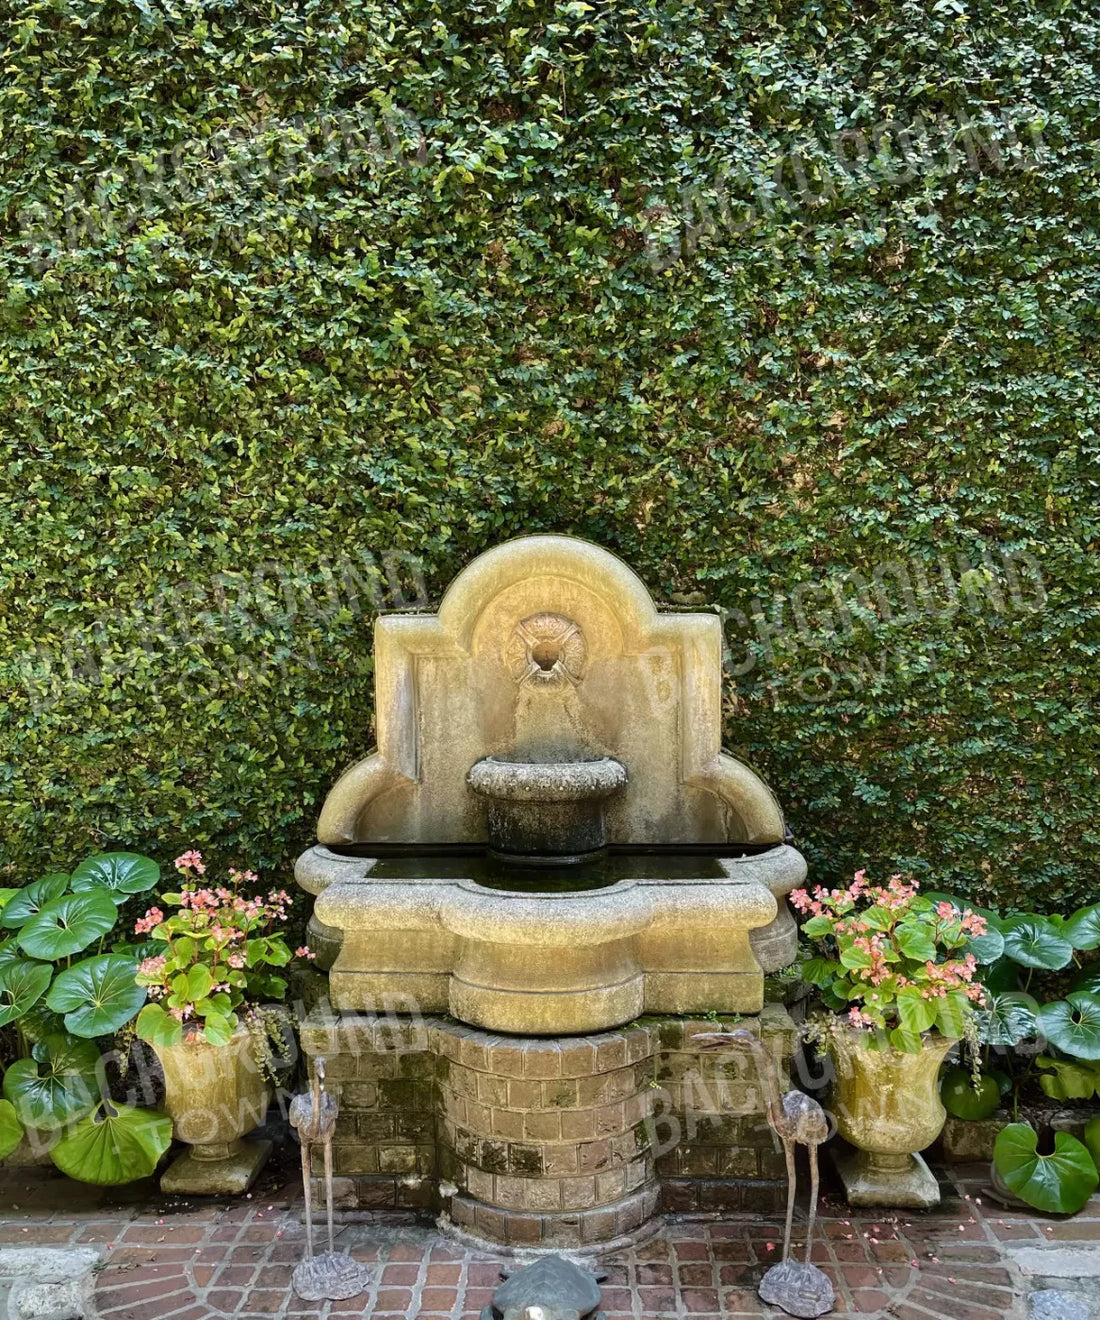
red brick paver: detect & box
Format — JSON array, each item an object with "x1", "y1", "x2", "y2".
[{"x1": 1, "y1": 1163, "x2": 1094, "y2": 1318}]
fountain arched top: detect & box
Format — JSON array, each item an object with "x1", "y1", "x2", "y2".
[
  {"x1": 316, "y1": 534, "x2": 786, "y2": 846},
  {"x1": 437, "y1": 534, "x2": 660, "y2": 651}
]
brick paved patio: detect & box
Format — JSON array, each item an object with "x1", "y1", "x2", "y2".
[{"x1": 1, "y1": 1161, "x2": 1097, "y2": 1319}]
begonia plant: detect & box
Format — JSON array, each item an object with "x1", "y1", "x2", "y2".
[
  {"x1": 135, "y1": 850, "x2": 312, "y2": 1050},
  {"x1": 794, "y1": 870, "x2": 988, "y2": 1051}
]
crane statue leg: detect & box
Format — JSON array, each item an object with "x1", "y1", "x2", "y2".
[
  {"x1": 804, "y1": 1142, "x2": 821, "y2": 1268},
  {"x1": 324, "y1": 1137, "x2": 335, "y2": 1255},
  {"x1": 300, "y1": 1139, "x2": 314, "y2": 1260},
  {"x1": 781, "y1": 1136, "x2": 797, "y2": 1263}
]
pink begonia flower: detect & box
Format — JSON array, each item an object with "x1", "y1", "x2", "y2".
[
  {"x1": 134, "y1": 907, "x2": 164, "y2": 935},
  {"x1": 174, "y1": 850, "x2": 206, "y2": 875},
  {"x1": 296, "y1": 946, "x2": 316, "y2": 960}
]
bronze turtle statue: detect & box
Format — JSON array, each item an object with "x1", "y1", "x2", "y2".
[{"x1": 479, "y1": 1256, "x2": 605, "y2": 1320}]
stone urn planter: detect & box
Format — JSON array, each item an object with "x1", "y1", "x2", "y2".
[
  {"x1": 829, "y1": 1029, "x2": 955, "y2": 1207},
  {"x1": 152, "y1": 1026, "x2": 271, "y2": 1195}
]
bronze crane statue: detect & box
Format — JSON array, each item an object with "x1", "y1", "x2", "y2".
[
  {"x1": 695, "y1": 1028, "x2": 834, "y2": 1318},
  {"x1": 289, "y1": 1058, "x2": 369, "y2": 1302},
  {"x1": 290, "y1": 1057, "x2": 340, "y2": 1259}
]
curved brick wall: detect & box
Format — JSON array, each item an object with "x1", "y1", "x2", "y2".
[{"x1": 301, "y1": 1007, "x2": 795, "y2": 1249}]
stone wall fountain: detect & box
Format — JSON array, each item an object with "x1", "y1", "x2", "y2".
[{"x1": 297, "y1": 535, "x2": 807, "y2": 1248}]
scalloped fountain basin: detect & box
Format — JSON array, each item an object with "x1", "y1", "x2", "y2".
[{"x1": 299, "y1": 842, "x2": 802, "y2": 1034}]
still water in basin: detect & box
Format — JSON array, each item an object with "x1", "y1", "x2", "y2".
[{"x1": 368, "y1": 851, "x2": 726, "y2": 893}]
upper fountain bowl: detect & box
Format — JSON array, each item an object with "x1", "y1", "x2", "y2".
[
  {"x1": 467, "y1": 755, "x2": 627, "y2": 802},
  {"x1": 467, "y1": 755, "x2": 627, "y2": 864}
]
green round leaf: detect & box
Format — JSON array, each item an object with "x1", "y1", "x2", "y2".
[
  {"x1": 1085, "y1": 1117, "x2": 1100, "y2": 1175},
  {"x1": 46, "y1": 955, "x2": 147, "y2": 1039},
  {"x1": 48, "y1": 1101, "x2": 171, "y2": 1186},
  {"x1": 1063, "y1": 905, "x2": 1100, "y2": 953},
  {"x1": 1075, "y1": 969, "x2": 1100, "y2": 997},
  {"x1": 982, "y1": 957, "x2": 1022, "y2": 995},
  {"x1": 994, "y1": 1123, "x2": 1099, "y2": 1214},
  {"x1": 0, "y1": 940, "x2": 25, "y2": 971},
  {"x1": 991, "y1": 1068, "x2": 1013, "y2": 1097},
  {"x1": 0, "y1": 959, "x2": 53, "y2": 1027},
  {"x1": 976, "y1": 991, "x2": 1039, "y2": 1047},
  {"x1": 895, "y1": 921, "x2": 937, "y2": 962},
  {"x1": 0, "y1": 889, "x2": 19, "y2": 913},
  {"x1": 201, "y1": 1011, "x2": 234, "y2": 1047},
  {"x1": 135, "y1": 1002, "x2": 183, "y2": 1050},
  {"x1": 2, "y1": 1034, "x2": 100, "y2": 1131},
  {"x1": 17, "y1": 891, "x2": 117, "y2": 960},
  {"x1": 18, "y1": 1002, "x2": 67, "y2": 1044},
  {"x1": 1036, "y1": 1056, "x2": 1100, "y2": 1101},
  {"x1": 966, "y1": 925, "x2": 1006, "y2": 964},
  {"x1": 0, "y1": 875, "x2": 70, "y2": 930},
  {"x1": 940, "y1": 1066, "x2": 1001, "y2": 1120},
  {"x1": 71, "y1": 854, "x2": 160, "y2": 904},
  {"x1": 0, "y1": 1099, "x2": 24, "y2": 1161},
  {"x1": 1000, "y1": 915, "x2": 1073, "y2": 971},
  {"x1": 1038, "y1": 993, "x2": 1100, "y2": 1061}
]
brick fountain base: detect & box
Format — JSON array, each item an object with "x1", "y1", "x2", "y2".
[{"x1": 300, "y1": 1005, "x2": 794, "y2": 1250}]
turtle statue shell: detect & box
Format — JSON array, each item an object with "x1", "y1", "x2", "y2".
[{"x1": 481, "y1": 1256, "x2": 604, "y2": 1320}]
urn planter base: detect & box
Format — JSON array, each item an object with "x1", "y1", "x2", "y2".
[
  {"x1": 160, "y1": 1137, "x2": 272, "y2": 1196},
  {"x1": 831, "y1": 1142, "x2": 941, "y2": 1208}
]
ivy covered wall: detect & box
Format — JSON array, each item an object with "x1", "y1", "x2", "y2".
[{"x1": 2, "y1": 0, "x2": 1097, "y2": 908}]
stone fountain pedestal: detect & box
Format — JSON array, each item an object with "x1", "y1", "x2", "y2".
[{"x1": 300, "y1": 1006, "x2": 794, "y2": 1249}]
